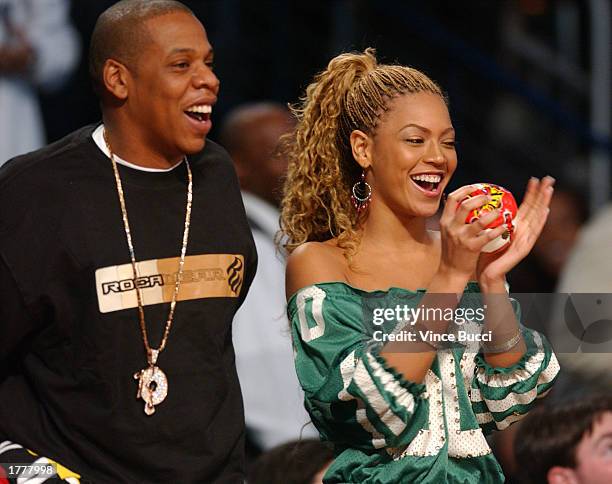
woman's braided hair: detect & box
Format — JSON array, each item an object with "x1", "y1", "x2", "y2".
[{"x1": 278, "y1": 48, "x2": 445, "y2": 256}]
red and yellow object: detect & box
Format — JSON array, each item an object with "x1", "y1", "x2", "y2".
[{"x1": 462, "y1": 183, "x2": 518, "y2": 253}]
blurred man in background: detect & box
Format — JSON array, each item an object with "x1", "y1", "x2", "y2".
[
  {"x1": 0, "y1": 0, "x2": 79, "y2": 164},
  {"x1": 221, "y1": 102, "x2": 318, "y2": 455},
  {"x1": 222, "y1": 101, "x2": 293, "y2": 208},
  {"x1": 515, "y1": 395, "x2": 612, "y2": 484}
]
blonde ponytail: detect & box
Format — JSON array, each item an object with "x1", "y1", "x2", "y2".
[{"x1": 279, "y1": 48, "x2": 444, "y2": 256}]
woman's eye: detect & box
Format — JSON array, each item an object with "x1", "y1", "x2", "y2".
[
  {"x1": 205, "y1": 61, "x2": 215, "y2": 70},
  {"x1": 174, "y1": 62, "x2": 190, "y2": 69},
  {"x1": 443, "y1": 140, "x2": 456, "y2": 147},
  {"x1": 406, "y1": 139, "x2": 423, "y2": 144}
]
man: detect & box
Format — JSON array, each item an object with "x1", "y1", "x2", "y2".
[
  {"x1": 220, "y1": 103, "x2": 317, "y2": 452},
  {"x1": 0, "y1": 1, "x2": 256, "y2": 482},
  {"x1": 515, "y1": 395, "x2": 612, "y2": 484},
  {"x1": 221, "y1": 102, "x2": 293, "y2": 208}
]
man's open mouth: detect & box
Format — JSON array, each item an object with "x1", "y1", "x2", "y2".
[{"x1": 184, "y1": 104, "x2": 212, "y2": 122}]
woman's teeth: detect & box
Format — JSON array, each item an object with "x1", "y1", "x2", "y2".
[
  {"x1": 410, "y1": 174, "x2": 442, "y2": 192},
  {"x1": 411, "y1": 174, "x2": 441, "y2": 183}
]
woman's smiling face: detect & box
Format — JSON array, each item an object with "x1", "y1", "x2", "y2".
[{"x1": 365, "y1": 92, "x2": 457, "y2": 218}]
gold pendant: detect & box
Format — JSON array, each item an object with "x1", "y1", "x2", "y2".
[{"x1": 134, "y1": 365, "x2": 168, "y2": 415}]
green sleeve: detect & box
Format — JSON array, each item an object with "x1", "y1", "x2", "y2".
[
  {"x1": 470, "y1": 298, "x2": 560, "y2": 434},
  {"x1": 289, "y1": 285, "x2": 429, "y2": 450}
]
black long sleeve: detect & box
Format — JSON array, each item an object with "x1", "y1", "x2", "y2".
[
  {"x1": 0, "y1": 126, "x2": 257, "y2": 483},
  {"x1": 0, "y1": 256, "x2": 32, "y2": 360}
]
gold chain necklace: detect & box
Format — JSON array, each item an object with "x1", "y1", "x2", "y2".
[{"x1": 104, "y1": 130, "x2": 193, "y2": 415}]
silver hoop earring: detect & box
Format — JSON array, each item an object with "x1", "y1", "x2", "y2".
[{"x1": 351, "y1": 171, "x2": 372, "y2": 213}]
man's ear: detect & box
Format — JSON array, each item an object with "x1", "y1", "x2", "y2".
[
  {"x1": 102, "y1": 59, "x2": 130, "y2": 101},
  {"x1": 349, "y1": 129, "x2": 372, "y2": 170},
  {"x1": 547, "y1": 466, "x2": 579, "y2": 484}
]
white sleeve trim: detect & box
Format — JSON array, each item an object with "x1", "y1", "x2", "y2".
[{"x1": 353, "y1": 355, "x2": 408, "y2": 437}]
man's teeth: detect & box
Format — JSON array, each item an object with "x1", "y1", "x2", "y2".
[
  {"x1": 411, "y1": 174, "x2": 442, "y2": 183},
  {"x1": 186, "y1": 105, "x2": 212, "y2": 114}
]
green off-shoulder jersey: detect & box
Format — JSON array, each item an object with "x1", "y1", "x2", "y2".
[{"x1": 287, "y1": 282, "x2": 560, "y2": 484}]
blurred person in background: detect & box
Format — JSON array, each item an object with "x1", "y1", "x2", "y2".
[
  {"x1": 220, "y1": 102, "x2": 318, "y2": 456},
  {"x1": 514, "y1": 394, "x2": 612, "y2": 484},
  {"x1": 508, "y1": 186, "x2": 587, "y2": 294},
  {"x1": 222, "y1": 102, "x2": 293, "y2": 208},
  {"x1": 546, "y1": 201, "x2": 612, "y2": 403},
  {"x1": 248, "y1": 439, "x2": 333, "y2": 484},
  {"x1": 556, "y1": 201, "x2": 612, "y2": 294},
  {"x1": 0, "y1": 0, "x2": 79, "y2": 165}
]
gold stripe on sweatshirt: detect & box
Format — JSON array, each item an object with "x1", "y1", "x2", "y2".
[{"x1": 95, "y1": 254, "x2": 244, "y2": 313}]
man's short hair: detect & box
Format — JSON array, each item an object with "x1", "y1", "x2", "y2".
[
  {"x1": 219, "y1": 102, "x2": 291, "y2": 155},
  {"x1": 514, "y1": 395, "x2": 612, "y2": 483},
  {"x1": 89, "y1": 0, "x2": 194, "y2": 95}
]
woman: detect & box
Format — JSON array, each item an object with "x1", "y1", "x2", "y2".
[{"x1": 280, "y1": 49, "x2": 560, "y2": 483}]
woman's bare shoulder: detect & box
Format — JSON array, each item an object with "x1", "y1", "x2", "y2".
[{"x1": 285, "y1": 240, "x2": 347, "y2": 299}]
